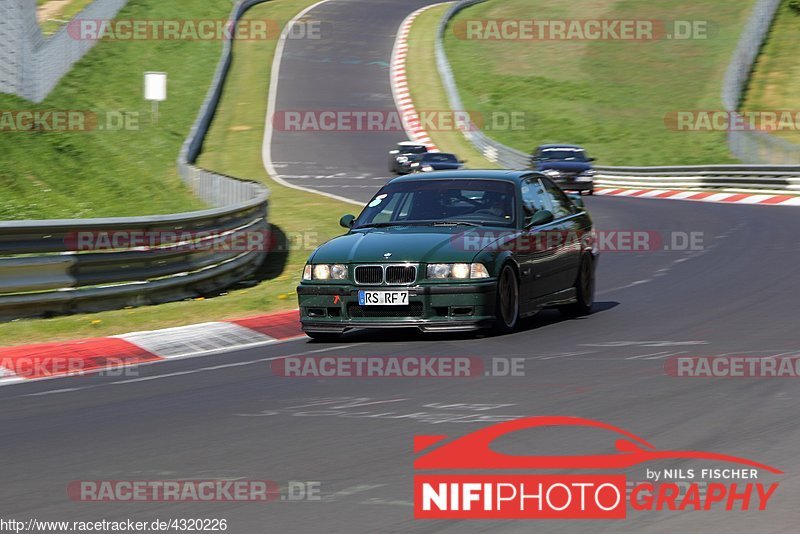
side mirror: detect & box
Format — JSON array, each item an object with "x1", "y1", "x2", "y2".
[
  {"x1": 459, "y1": 159, "x2": 466, "y2": 164},
  {"x1": 339, "y1": 214, "x2": 355, "y2": 228},
  {"x1": 528, "y1": 210, "x2": 554, "y2": 227},
  {"x1": 567, "y1": 193, "x2": 584, "y2": 208},
  {"x1": 587, "y1": 157, "x2": 596, "y2": 162}
]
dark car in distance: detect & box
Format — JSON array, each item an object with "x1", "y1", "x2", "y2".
[
  {"x1": 388, "y1": 141, "x2": 428, "y2": 174},
  {"x1": 296, "y1": 170, "x2": 598, "y2": 340},
  {"x1": 530, "y1": 144, "x2": 596, "y2": 195},
  {"x1": 396, "y1": 152, "x2": 464, "y2": 174}
]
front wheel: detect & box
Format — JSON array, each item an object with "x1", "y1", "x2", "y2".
[
  {"x1": 559, "y1": 254, "x2": 594, "y2": 317},
  {"x1": 492, "y1": 264, "x2": 520, "y2": 334}
]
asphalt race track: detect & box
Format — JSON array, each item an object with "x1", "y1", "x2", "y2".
[
  {"x1": 268, "y1": 0, "x2": 438, "y2": 202},
  {"x1": 3, "y1": 1, "x2": 800, "y2": 532}
]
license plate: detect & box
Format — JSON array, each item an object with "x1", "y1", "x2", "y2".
[{"x1": 358, "y1": 290, "x2": 409, "y2": 306}]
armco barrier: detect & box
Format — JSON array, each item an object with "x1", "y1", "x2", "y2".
[
  {"x1": 0, "y1": 0, "x2": 272, "y2": 321},
  {"x1": 435, "y1": 0, "x2": 800, "y2": 175}
]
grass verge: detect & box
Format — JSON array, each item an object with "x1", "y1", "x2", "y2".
[
  {"x1": 39, "y1": 0, "x2": 95, "y2": 35},
  {"x1": 404, "y1": 3, "x2": 499, "y2": 169},
  {"x1": 0, "y1": 0, "x2": 241, "y2": 220},
  {"x1": 741, "y1": 0, "x2": 800, "y2": 144},
  {"x1": 1, "y1": 0, "x2": 351, "y2": 346},
  {"x1": 442, "y1": 0, "x2": 756, "y2": 165}
]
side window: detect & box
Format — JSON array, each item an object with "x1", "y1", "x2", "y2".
[
  {"x1": 521, "y1": 179, "x2": 545, "y2": 225},
  {"x1": 370, "y1": 193, "x2": 403, "y2": 223},
  {"x1": 540, "y1": 178, "x2": 575, "y2": 220}
]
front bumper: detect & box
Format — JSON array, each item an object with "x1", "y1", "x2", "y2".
[{"x1": 296, "y1": 281, "x2": 498, "y2": 333}]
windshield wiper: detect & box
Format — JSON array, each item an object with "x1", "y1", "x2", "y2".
[
  {"x1": 431, "y1": 221, "x2": 481, "y2": 227},
  {"x1": 355, "y1": 222, "x2": 408, "y2": 228}
]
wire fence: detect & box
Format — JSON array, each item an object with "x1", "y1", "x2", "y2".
[
  {"x1": 722, "y1": 0, "x2": 800, "y2": 164},
  {"x1": 0, "y1": 0, "x2": 130, "y2": 103}
]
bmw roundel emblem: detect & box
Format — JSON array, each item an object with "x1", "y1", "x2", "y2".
[{"x1": 383, "y1": 252, "x2": 392, "y2": 258}]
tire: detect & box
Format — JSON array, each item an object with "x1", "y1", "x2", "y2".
[
  {"x1": 559, "y1": 254, "x2": 594, "y2": 317},
  {"x1": 305, "y1": 331, "x2": 342, "y2": 342},
  {"x1": 492, "y1": 264, "x2": 520, "y2": 334}
]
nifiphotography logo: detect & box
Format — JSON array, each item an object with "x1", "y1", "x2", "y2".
[{"x1": 413, "y1": 416, "x2": 782, "y2": 520}]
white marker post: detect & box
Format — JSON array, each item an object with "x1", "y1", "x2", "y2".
[{"x1": 144, "y1": 72, "x2": 167, "y2": 126}]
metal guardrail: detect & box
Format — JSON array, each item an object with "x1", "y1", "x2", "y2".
[
  {"x1": 435, "y1": 0, "x2": 800, "y2": 177},
  {"x1": 0, "y1": 0, "x2": 272, "y2": 321}
]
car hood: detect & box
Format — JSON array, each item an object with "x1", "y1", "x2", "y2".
[
  {"x1": 310, "y1": 226, "x2": 499, "y2": 264},
  {"x1": 537, "y1": 161, "x2": 592, "y2": 173}
]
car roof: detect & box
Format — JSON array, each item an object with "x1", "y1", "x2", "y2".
[
  {"x1": 536, "y1": 144, "x2": 585, "y2": 150},
  {"x1": 388, "y1": 169, "x2": 538, "y2": 185}
]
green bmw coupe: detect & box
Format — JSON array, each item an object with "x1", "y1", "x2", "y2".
[{"x1": 297, "y1": 170, "x2": 597, "y2": 340}]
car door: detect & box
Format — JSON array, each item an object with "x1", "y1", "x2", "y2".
[
  {"x1": 539, "y1": 177, "x2": 582, "y2": 291},
  {"x1": 517, "y1": 177, "x2": 561, "y2": 304}
]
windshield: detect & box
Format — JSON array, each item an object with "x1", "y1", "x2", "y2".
[
  {"x1": 422, "y1": 153, "x2": 458, "y2": 163},
  {"x1": 540, "y1": 149, "x2": 587, "y2": 161},
  {"x1": 354, "y1": 179, "x2": 516, "y2": 228},
  {"x1": 399, "y1": 144, "x2": 427, "y2": 154}
]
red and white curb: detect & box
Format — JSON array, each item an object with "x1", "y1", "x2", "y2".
[
  {"x1": 390, "y1": 4, "x2": 444, "y2": 151},
  {"x1": 595, "y1": 187, "x2": 800, "y2": 206},
  {"x1": 0, "y1": 310, "x2": 304, "y2": 386}
]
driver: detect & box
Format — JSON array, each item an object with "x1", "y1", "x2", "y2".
[{"x1": 474, "y1": 191, "x2": 510, "y2": 219}]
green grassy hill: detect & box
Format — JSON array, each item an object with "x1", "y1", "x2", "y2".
[
  {"x1": 0, "y1": 0, "x2": 239, "y2": 220},
  {"x1": 444, "y1": 0, "x2": 756, "y2": 165},
  {"x1": 741, "y1": 0, "x2": 800, "y2": 144}
]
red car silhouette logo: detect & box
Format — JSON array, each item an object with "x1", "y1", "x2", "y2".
[{"x1": 414, "y1": 416, "x2": 782, "y2": 473}]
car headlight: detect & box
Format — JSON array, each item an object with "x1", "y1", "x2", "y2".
[
  {"x1": 543, "y1": 169, "x2": 560, "y2": 177},
  {"x1": 305, "y1": 264, "x2": 347, "y2": 280},
  {"x1": 427, "y1": 263, "x2": 490, "y2": 280},
  {"x1": 330, "y1": 264, "x2": 348, "y2": 279}
]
